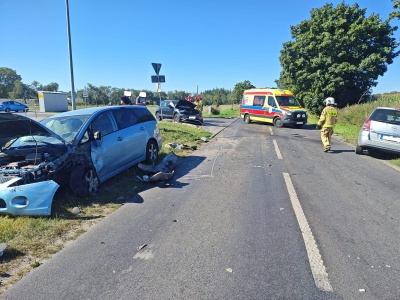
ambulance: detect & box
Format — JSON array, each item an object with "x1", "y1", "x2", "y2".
[{"x1": 240, "y1": 88, "x2": 307, "y2": 128}]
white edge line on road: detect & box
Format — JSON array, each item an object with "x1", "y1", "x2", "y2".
[
  {"x1": 269, "y1": 127, "x2": 274, "y2": 135},
  {"x1": 283, "y1": 172, "x2": 333, "y2": 292},
  {"x1": 273, "y1": 139, "x2": 283, "y2": 159}
]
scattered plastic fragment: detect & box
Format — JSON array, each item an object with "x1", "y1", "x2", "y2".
[
  {"x1": 72, "y1": 207, "x2": 80, "y2": 214},
  {"x1": 226, "y1": 268, "x2": 233, "y2": 273},
  {"x1": 137, "y1": 244, "x2": 148, "y2": 251},
  {"x1": 359, "y1": 289, "x2": 366, "y2": 292},
  {"x1": 0, "y1": 243, "x2": 6, "y2": 257}
]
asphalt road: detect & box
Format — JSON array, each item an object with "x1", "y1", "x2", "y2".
[{"x1": 2, "y1": 118, "x2": 400, "y2": 299}]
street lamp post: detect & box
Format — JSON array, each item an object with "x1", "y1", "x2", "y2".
[{"x1": 65, "y1": 0, "x2": 76, "y2": 110}]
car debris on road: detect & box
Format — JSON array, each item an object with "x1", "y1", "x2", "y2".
[{"x1": 137, "y1": 152, "x2": 180, "y2": 182}]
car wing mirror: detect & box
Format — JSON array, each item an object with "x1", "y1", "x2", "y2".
[{"x1": 93, "y1": 131, "x2": 103, "y2": 146}]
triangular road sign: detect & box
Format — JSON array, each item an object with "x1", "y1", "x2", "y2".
[{"x1": 152, "y1": 63, "x2": 162, "y2": 75}]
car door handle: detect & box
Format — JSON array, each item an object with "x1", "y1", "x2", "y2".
[
  {"x1": 117, "y1": 136, "x2": 124, "y2": 141},
  {"x1": 140, "y1": 127, "x2": 145, "y2": 131}
]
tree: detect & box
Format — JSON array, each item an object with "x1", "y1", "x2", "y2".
[
  {"x1": 278, "y1": 3, "x2": 399, "y2": 114},
  {"x1": 0, "y1": 67, "x2": 22, "y2": 98},
  {"x1": 232, "y1": 80, "x2": 254, "y2": 103},
  {"x1": 390, "y1": 0, "x2": 400, "y2": 20},
  {"x1": 41, "y1": 82, "x2": 59, "y2": 92},
  {"x1": 11, "y1": 80, "x2": 25, "y2": 100}
]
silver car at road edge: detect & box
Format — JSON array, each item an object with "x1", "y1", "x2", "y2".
[{"x1": 356, "y1": 107, "x2": 400, "y2": 155}]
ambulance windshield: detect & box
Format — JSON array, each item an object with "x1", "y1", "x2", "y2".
[{"x1": 276, "y1": 96, "x2": 300, "y2": 107}]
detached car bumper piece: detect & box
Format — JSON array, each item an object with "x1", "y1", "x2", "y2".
[{"x1": 0, "y1": 178, "x2": 59, "y2": 216}]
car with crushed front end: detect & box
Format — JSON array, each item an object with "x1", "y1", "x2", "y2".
[
  {"x1": 356, "y1": 107, "x2": 400, "y2": 156},
  {"x1": 0, "y1": 100, "x2": 29, "y2": 113},
  {"x1": 0, "y1": 106, "x2": 162, "y2": 216},
  {"x1": 155, "y1": 99, "x2": 203, "y2": 125}
]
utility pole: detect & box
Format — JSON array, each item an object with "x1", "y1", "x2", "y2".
[{"x1": 65, "y1": 0, "x2": 76, "y2": 110}]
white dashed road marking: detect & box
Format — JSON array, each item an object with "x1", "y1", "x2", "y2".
[
  {"x1": 283, "y1": 172, "x2": 333, "y2": 292},
  {"x1": 273, "y1": 139, "x2": 283, "y2": 159}
]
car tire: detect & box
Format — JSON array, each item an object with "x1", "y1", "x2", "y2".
[
  {"x1": 156, "y1": 112, "x2": 162, "y2": 121},
  {"x1": 70, "y1": 165, "x2": 99, "y2": 197},
  {"x1": 173, "y1": 114, "x2": 180, "y2": 123},
  {"x1": 5, "y1": 108, "x2": 10, "y2": 113},
  {"x1": 273, "y1": 117, "x2": 283, "y2": 127},
  {"x1": 355, "y1": 145, "x2": 364, "y2": 155},
  {"x1": 146, "y1": 140, "x2": 159, "y2": 164},
  {"x1": 244, "y1": 114, "x2": 251, "y2": 124}
]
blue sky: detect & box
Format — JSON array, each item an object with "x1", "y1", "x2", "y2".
[{"x1": 1, "y1": 0, "x2": 399, "y2": 95}]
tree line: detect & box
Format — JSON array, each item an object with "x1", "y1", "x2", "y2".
[
  {"x1": 1, "y1": 1, "x2": 399, "y2": 114},
  {"x1": 0, "y1": 66, "x2": 239, "y2": 107}
]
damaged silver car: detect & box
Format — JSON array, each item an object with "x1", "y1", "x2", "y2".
[{"x1": 0, "y1": 106, "x2": 162, "y2": 216}]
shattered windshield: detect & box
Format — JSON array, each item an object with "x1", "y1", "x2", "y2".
[
  {"x1": 41, "y1": 115, "x2": 90, "y2": 142},
  {"x1": 276, "y1": 96, "x2": 300, "y2": 107}
]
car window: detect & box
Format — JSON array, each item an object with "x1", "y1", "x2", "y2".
[
  {"x1": 134, "y1": 108, "x2": 156, "y2": 123},
  {"x1": 370, "y1": 109, "x2": 400, "y2": 125},
  {"x1": 253, "y1": 96, "x2": 265, "y2": 106},
  {"x1": 268, "y1": 96, "x2": 276, "y2": 107},
  {"x1": 91, "y1": 111, "x2": 115, "y2": 136},
  {"x1": 111, "y1": 108, "x2": 139, "y2": 129}
]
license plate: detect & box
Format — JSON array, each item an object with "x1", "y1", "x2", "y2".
[
  {"x1": 296, "y1": 122, "x2": 303, "y2": 124},
  {"x1": 381, "y1": 135, "x2": 400, "y2": 142},
  {"x1": 189, "y1": 116, "x2": 196, "y2": 120}
]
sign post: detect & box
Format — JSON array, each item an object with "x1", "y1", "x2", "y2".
[
  {"x1": 83, "y1": 87, "x2": 88, "y2": 107},
  {"x1": 151, "y1": 63, "x2": 166, "y2": 119}
]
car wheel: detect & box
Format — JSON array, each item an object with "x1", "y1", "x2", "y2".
[
  {"x1": 146, "y1": 140, "x2": 159, "y2": 164},
  {"x1": 5, "y1": 108, "x2": 10, "y2": 113},
  {"x1": 156, "y1": 112, "x2": 162, "y2": 121},
  {"x1": 70, "y1": 165, "x2": 99, "y2": 197},
  {"x1": 173, "y1": 113, "x2": 180, "y2": 123},
  {"x1": 355, "y1": 145, "x2": 364, "y2": 155},
  {"x1": 273, "y1": 117, "x2": 283, "y2": 127},
  {"x1": 244, "y1": 114, "x2": 251, "y2": 124}
]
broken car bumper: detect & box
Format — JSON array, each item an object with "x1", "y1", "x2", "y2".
[{"x1": 0, "y1": 178, "x2": 59, "y2": 216}]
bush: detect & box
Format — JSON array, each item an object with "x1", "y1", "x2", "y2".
[{"x1": 210, "y1": 106, "x2": 220, "y2": 115}]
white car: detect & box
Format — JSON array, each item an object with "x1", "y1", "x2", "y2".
[{"x1": 356, "y1": 107, "x2": 400, "y2": 155}]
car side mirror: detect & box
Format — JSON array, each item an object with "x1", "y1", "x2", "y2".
[{"x1": 93, "y1": 131, "x2": 102, "y2": 146}]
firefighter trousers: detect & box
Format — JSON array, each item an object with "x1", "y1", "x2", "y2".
[{"x1": 320, "y1": 127, "x2": 334, "y2": 151}]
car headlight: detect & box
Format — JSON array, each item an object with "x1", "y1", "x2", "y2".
[{"x1": 286, "y1": 111, "x2": 292, "y2": 116}]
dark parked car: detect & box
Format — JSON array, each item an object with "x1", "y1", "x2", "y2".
[
  {"x1": 356, "y1": 107, "x2": 400, "y2": 155},
  {"x1": 0, "y1": 106, "x2": 162, "y2": 216},
  {"x1": 0, "y1": 100, "x2": 29, "y2": 112},
  {"x1": 155, "y1": 100, "x2": 203, "y2": 124}
]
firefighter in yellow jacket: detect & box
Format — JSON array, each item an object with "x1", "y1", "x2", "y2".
[{"x1": 316, "y1": 97, "x2": 338, "y2": 152}]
